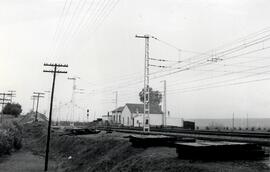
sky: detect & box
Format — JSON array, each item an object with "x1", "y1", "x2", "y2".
[{"x1": 1, "y1": 0, "x2": 270, "y2": 121}]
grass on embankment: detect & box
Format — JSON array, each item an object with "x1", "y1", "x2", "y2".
[{"x1": 21, "y1": 122, "x2": 270, "y2": 172}]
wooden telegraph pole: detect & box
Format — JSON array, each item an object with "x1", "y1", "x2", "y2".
[
  {"x1": 31, "y1": 96, "x2": 36, "y2": 112},
  {"x1": 43, "y1": 63, "x2": 68, "y2": 171},
  {"x1": 33, "y1": 92, "x2": 45, "y2": 122},
  {"x1": 161, "y1": 80, "x2": 167, "y2": 127}
]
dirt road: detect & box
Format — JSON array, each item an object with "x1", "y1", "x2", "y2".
[{"x1": 0, "y1": 150, "x2": 57, "y2": 172}]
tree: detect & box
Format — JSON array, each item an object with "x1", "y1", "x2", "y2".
[
  {"x1": 139, "y1": 87, "x2": 162, "y2": 105},
  {"x1": 2, "y1": 103, "x2": 22, "y2": 117}
]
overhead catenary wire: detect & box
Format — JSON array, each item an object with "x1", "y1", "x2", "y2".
[
  {"x1": 56, "y1": 27, "x2": 270, "y2": 116},
  {"x1": 167, "y1": 65, "x2": 270, "y2": 93},
  {"x1": 83, "y1": 36, "x2": 268, "y2": 101},
  {"x1": 148, "y1": 29, "x2": 270, "y2": 77},
  {"x1": 74, "y1": 0, "x2": 108, "y2": 39},
  {"x1": 48, "y1": 0, "x2": 69, "y2": 58},
  {"x1": 61, "y1": 0, "x2": 107, "y2": 53},
  {"x1": 54, "y1": 0, "x2": 86, "y2": 57},
  {"x1": 60, "y1": 0, "x2": 96, "y2": 50},
  {"x1": 89, "y1": 0, "x2": 114, "y2": 30},
  {"x1": 167, "y1": 76, "x2": 270, "y2": 95},
  {"x1": 151, "y1": 35, "x2": 211, "y2": 56},
  {"x1": 54, "y1": 4, "x2": 270, "y2": 97},
  {"x1": 163, "y1": 55, "x2": 270, "y2": 88},
  {"x1": 79, "y1": 36, "x2": 270, "y2": 98},
  {"x1": 74, "y1": 0, "x2": 119, "y2": 48},
  {"x1": 60, "y1": 0, "x2": 89, "y2": 50},
  {"x1": 91, "y1": 0, "x2": 120, "y2": 33},
  {"x1": 50, "y1": 0, "x2": 74, "y2": 58},
  {"x1": 149, "y1": 38, "x2": 270, "y2": 80},
  {"x1": 61, "y1": 0, "x2": 119, "y2": 57},
  {"x1": 89, "y1": 58, "x2": 267, "y2": 102},
  {"x1": 130, "y1": 33, "x2": 270, "y2": 95}
]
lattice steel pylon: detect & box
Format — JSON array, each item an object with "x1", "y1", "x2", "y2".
[
  {"x1": 136, "y1": 34, "x2": 150, "y2": 132},
  {"x1": 68, "y1": 77, "x2": 79, "y2": 126}
]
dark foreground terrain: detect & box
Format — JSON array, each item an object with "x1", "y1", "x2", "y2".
[
  {"x1": 1, "y1": 122, "x2": 269, "y2": 172},
  {"x1": 0, "y1": 150, "x2": 57, "y2": 172}
]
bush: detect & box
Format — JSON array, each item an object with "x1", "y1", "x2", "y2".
[
  {"x1": 0, "y1": 130, "x2": 13, "y2": 155},
  {"x1": 0, "y1": 120, "x2": 22, "y2": 155},
  {"x1": 2, "y1": 103, "x2": 22, "y2": 117}
]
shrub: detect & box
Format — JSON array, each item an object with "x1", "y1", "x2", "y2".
[
  {"x1": 0, "y1": 120, "x2": 22, "y2": 155},
  {"x1": 0, "y1": 130, "x2": 13, "y2": 155},
  {"x1": 2, "y1": 103, "x2": 22, "y2": 117}
]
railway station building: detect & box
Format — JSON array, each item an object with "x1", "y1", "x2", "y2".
[{"x1": 111, "y1": 103, "x2": 163, "y2": 127}]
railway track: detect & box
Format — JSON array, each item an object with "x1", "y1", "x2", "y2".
[
  {"x1": 150, "y1": 128, "x2": 270, "y2": 138},
  {"x1": 101, "y1": 126, "x2": 270, "y2": 146}
]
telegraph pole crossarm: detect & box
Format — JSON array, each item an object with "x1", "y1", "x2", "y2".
[
  {"x1": 0, "y1": 98, "x2": 11, "y2": 101},
  {"x1": 8, "y1": 90, "x2": 16, "y2": 102},
  {"x1": 0, "y1": 93, "x2": 12, "y2": 96},
  {"x1": 43, "y1": 63, "x2": 68, "y2": 171},
  {"x1": 0, "y1": 93, "x2": 12, "y2": 123}
]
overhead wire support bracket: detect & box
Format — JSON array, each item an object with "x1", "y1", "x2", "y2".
[
  {"x1": 149, "y1": 64, "x2": 170, "y2": 68},
  {"x1": 207, "y1": 57, "x2": 223, "y2": 62},
  {"x1": 149, "y1": 57, "x2": 167, "y2": 62},
  {"x1": 150, "y1": 57, "x2": 183, "y2": 63}
]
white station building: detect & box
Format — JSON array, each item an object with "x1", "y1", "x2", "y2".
[{"x1": 111, "y1": 103, "x2": 163, "y2": 127}]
